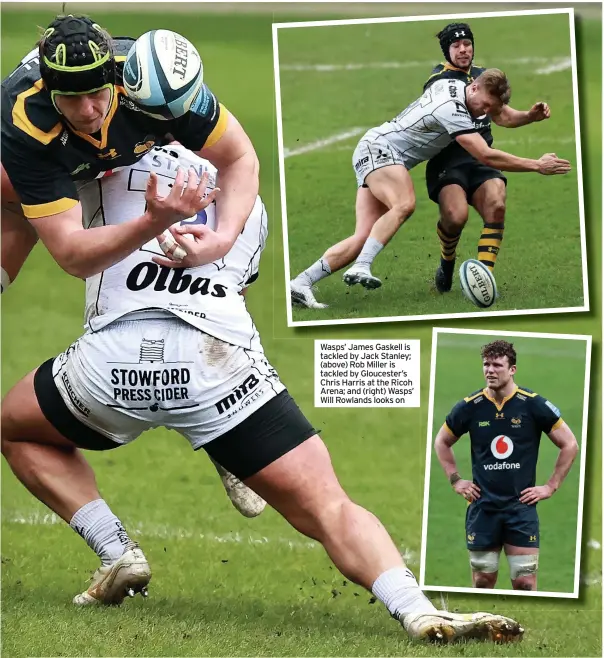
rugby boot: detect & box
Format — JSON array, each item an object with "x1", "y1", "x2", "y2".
[
  {"x1": 212, "y1": 458, "x2": 267, "y2": 518},
  {"x1": 290, "y1": 280, "x2": 328, "y2": 309},
  {"x1": 401, "y1": 610, "x2": 524, "y2": 644},
  {"x1": 435, "y1": 258, "x2": 455, "y2": 293},
  {"x1": 73, "y1": 541, "x2": 151, "y2": 606},
  {"x1": 342, "y1": 265, "x2": 382, "y2": 289}
]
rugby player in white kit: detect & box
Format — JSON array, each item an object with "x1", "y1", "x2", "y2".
[
  {"x1": 290, "y1": 69, "x2": 571, "y2": 306},
  {"x1": 2, "y1": 146, "x2": 526, "y2": 644}
]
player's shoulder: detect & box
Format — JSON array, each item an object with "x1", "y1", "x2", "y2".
[
  {"x1": 517, "y1": 387, "x2": 561, "y2": 413},
  {"x1": 1, "y1": 52, "x2": 63, "y2": 148},
  {"x1": 515, "y1": 386, "x2": 538, "y2": 401},
  {"x1": 471, "y1": 64, "x2": 487, "y2": 78},
  {"x1": 463, "y1": 387, "x2": 486, "y2": 404}
]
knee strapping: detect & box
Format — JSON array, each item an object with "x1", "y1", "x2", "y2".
[
  {"x1": 469, "y1": 550, "x2": 500, "y2": 573},
  {"x1": 508, "y1": 553, "x2": 539, "y2": 579}
]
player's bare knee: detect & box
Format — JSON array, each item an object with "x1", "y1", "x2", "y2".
[
  {"x1": 391, "y1": 200, "x2": 415, "y2": 225},
  {"x1": 483, "y1": 197, "x2": 506, "y2": 224},
  {"x1": 474, "y1": 572, "x2": 497, "y2": 588},
  {"x1": 440, "y1": 206, "x2": 468, "y2": 231},
  {"x1": 512, "y1": 577, "x2": 535, "y2": 591}
]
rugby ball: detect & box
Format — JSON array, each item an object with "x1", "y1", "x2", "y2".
[
  {"x1": 123, "y1": 30, "x2": 204, "y2": 120},
  {"x1": 459, "y1": 259, "x2": 497, "y2": 308}
]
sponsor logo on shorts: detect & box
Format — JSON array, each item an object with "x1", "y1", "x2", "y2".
[
  {"x1": 491, "y1": 434, "x2": 514, "y2": 459},
  {"x1": 354, "y1": 156, "x2": 369, "y2": 171},
  {"x1": 467, "y1": 533, "x2": 475, "y2": 543},
  {"x1": 126, "y1": 263, "x2": 227, "y2": 299},
  {"x1": 529, "y1": 535, "x2": 537, "y2": 542},
  {"x1": 61, "y1": 371, "x2": 91, "y2": 417},
  {"x1": 215, "y1": 374, "x2": 260, "y2": 415},
  {"x1": 110, "y1": 367, "x2": 192, "y2": 404}
]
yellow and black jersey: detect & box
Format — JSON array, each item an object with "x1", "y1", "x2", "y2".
[
  {"x1": 444, "y1": 386, "x2": 564, "y2": 508},
  {"x1": 1, "y1": 38, "x2": 228, "y2": 219},
  {"x1": 423, "y1": 62, "x2": 492, "y2": 144}
]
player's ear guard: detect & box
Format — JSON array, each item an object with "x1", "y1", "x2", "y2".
[{"x1": 39, "y1": 15, "x2": 115, "y2": 96}]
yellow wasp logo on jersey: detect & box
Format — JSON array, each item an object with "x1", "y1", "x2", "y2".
[
  {"x1": 134, "y1": 138, "x2": 156, "y2": 156},
  {"x1": 511, "y1": 417, "x2": 522, "y2": 426}
]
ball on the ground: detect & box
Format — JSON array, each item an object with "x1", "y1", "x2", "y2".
[
  {"x1": 123, "y1": 30, "x2": 204, "y2": 120},
  {"x1": 459, "y1": 259, "x2": 497, "y2": 308}
]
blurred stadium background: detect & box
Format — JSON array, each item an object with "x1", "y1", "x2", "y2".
[{"x1": 1, "y1": 3, "x2": 601, "y2": 656}]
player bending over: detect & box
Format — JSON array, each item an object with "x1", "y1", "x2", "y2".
[
  {"x1": 425, "y1": 23, "x2": 552, "y2": 293},
  {"x1": 3, "y1": 145, "x2": 523, "y2": 643},
  {"x1": 290, "y1": 68, "x2": 569, "y2": 309},
  {"x1": 0, "y1": 14, "x2": 264, "y2": 516},
  {"x1": 434, "y1": 340, "x2": 578, "y2": 590}
]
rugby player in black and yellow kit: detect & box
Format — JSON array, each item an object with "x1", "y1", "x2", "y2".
[
  {"x1": 1, "y1": 14, "x2": 258, "y2": 287},
  {"x1": 424, "y1": 23, "x2": 553, "y2": 293},
  {"x1": 1, "y1": 15, "x2": 267, "y2": 519},
  {"x1": 434, "y1": 341, "x2": 579, "y2": 591}
]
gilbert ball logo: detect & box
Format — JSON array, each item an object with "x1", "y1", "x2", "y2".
[{"x1": 491, "y1": 435, "x2": 514, "y2": 459}]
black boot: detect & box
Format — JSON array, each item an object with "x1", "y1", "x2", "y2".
[{"x1": 435, "y1": 257, "x2": 455, "y2": 293}]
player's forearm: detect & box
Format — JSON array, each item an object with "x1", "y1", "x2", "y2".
[
  {"x1": 546, "y1": 442, "x2": 579, "y2": 491},
  {"x1": 495, "y1": 108, "x2": 532, "y2": 128},
  {"x1": 59, "y1": 212, "x2": 158, "y2": 279},
  {"x1": 213, "y1": 150, "x2": 259, "y2": 257},
  {"x1": 479, "y1": 148, "x2": 540, "y2": 173},
  {"x1": 434, "y1": 438, "x2": 459, "y2": 478}
]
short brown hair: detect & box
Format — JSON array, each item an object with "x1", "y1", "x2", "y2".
[
  {"x1": 481, "y1": 340, "x2": 517, "y2": 367},
  {"x1": 475, "y1": 68, "x2": 511, "y2": 105}
]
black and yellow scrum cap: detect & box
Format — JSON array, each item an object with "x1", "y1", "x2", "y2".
[{"x1": 39, "y1": 15, "x2": 116, "y2": 96}]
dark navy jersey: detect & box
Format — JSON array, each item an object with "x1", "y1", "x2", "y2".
[
  {"x1": 445, "y1": 386, "x2": 563, "y2": 509},
  {"x1": 1, "y1": 38, "x2": 225, "y2": 219},
  {"x1": 423, "y1": 62, "x2": 493, "y2": 169}
]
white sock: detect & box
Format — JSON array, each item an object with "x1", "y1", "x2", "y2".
[
  {"x1": 70, "y1": 499, "x2": 132, "y2": 565},
  {"x1": 355, "y1": 237, "x2": 384, "y2": 269},
  {"x1": 294, "y1": 258, "x2": 332, "y2": 286},
  {"x1": 1, "y1": 267, "x2": 11, "y2": 293},
  {"x1": 372, "y1": 567, "x2": 437, "y2": 620}
]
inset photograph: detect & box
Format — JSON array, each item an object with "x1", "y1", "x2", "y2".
[
  {"x1": 420, "y1": 328, "x2": 590, "y2": 597},
  {"x1": 275, "y1": 9, "x2": 587, "y2": 325}
]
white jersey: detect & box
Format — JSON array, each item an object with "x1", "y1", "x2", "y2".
[
  {"x1": 79, "y1": 145, "x2": 267, "y2": 351},
  {"x1": 362, "y1": 79, "x2": 477, "y2": 170}
]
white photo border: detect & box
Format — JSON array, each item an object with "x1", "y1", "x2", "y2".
[
  {"x1": 273, "y1": 8, "x2": 589, "y2": 328},
  {"x1": 419, "y1": 326, "x2": 592, "y2": 599}
]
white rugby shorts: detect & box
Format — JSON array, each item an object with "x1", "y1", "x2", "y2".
[
  {"x1": 51, "y1": 316, "x2": 285, "y2": 448},
  {"x1": 352, "y1": 134, "x2": 408, "y2": 187}
]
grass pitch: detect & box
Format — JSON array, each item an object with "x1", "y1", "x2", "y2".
[
  {"x1": 1, "y1": 6, "x2": 602, "y2": 658},
  {"x1": 279, "y1": 13, "x2": 586, "y2": 322}
]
